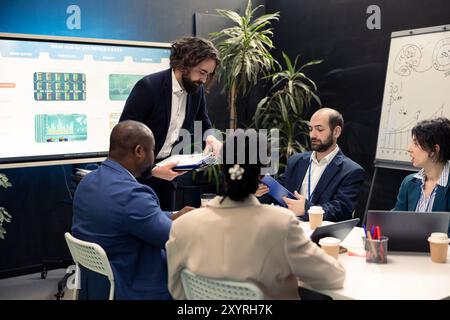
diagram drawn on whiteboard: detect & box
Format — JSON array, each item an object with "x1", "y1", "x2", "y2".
[
  {"x1": 376, "y1": 25, "x2": 450, "y2": 165},
  {"x1": 432, "y1": 37, "x2": 450, "y2": 71},
  {"x1": 378, "y1": 104, "x2": 445, "y2": 158},
  {"x1": 394, "y1": 44, "x2": 432, "y2": 76}
]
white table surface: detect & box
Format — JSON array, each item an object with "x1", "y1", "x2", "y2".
[{"x1": 299, "y1": 223, "x2": 450, "y2": 300}]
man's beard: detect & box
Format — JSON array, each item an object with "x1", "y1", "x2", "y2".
[
  {"x1": 182, "y1": 74, "x2": 202, "y2": 94},
  {"x1": 138, "y1": 163, "x2": 154, "y2": 180},
  {"x1": 311, "y1": 134, "x2": 334, "y2": 152}
]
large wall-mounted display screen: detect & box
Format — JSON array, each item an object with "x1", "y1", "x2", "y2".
[{"x1": 0, "y1": 33, "x2": 170, "y2": 168}]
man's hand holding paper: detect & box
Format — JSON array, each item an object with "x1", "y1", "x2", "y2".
[
  {"x1": 203, "y1": 135, "x2": 222, "y2": 157},
  {"x1": 155, "y1": 153, "x2": 216, "y2": 172},
  {"x1": 152, "y1": 161, "x2": 187, "y2": 181}
]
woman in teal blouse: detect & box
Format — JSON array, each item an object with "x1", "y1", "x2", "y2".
[{"x1": 394, "y1": 117, "x2": 450, "y2": 234}]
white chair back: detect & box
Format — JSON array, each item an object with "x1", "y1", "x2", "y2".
[
  {"x1": 64, "y1": 232, "x2": 115, "y2": 300},
  {"x1": 180, "y1": 268, "x2": 263, "y2": 300}
]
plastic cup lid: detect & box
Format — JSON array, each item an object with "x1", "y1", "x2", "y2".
[
  {"x1": 319, "y1": 237, "x2": 341, "y2": 246},
  {"x1": 308, "y1": 206, "x2": 324, "y2": 214},
  {"x1": 201, "y1": 193, "x2": 216, "y2": 199},
  {"x1": 428, "y1": 232, "x2": 450, "y2": 244}
]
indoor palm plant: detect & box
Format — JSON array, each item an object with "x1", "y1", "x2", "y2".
[
  {"x1": 0, "y1": 173, "x2": 12, "y2": 239},
  {"x1": 211, "y1": 0, "x2": 280, "y2": 129},
  {"x1": 192, "y1": 164, "x2": 223, "y2": 194},
  {"x1": 254, "y1": 53, "x2": 322, "y2": 166}
]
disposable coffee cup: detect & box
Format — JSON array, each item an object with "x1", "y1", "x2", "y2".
[
  {"x1": 319, "y1": 237, "x2": 341, "y2": 259},
  {"x1": 308, "y1": 206, "x2": 324, "y2": 229},
  {"x1": 428, "y1": 232, "x2": 450, "y2": 263},
  {"x1": 201, "y1": 193, "x2": 216, "y2": 207}
]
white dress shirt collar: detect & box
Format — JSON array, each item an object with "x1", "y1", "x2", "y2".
[
  {"x1": 414, "y1": 161, "x2": 450, "y2": 187},
  {"x1": 156, "y1": 71, "x2": 188, "y2": 159},
  {"x1": 311, "y1": 145, "x2": 340, "y2": 165},
  {"x1": 172, "y1": 69, "x2": 186, "y2": 96}
]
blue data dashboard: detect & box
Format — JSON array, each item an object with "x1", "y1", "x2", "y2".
[{"x1": 0, "y1": 33, "x2": 170, "y2": 167}]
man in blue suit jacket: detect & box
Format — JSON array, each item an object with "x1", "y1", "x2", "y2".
[
  {"x1": 72, "y1": 121, "x2": 193, "y2": 299},
  {"x1": 257, "y1": 108, "x2": 365, "y2": 222},
  {"x1": 120, "y1": 37, "x2": 222, "y2": 211}
]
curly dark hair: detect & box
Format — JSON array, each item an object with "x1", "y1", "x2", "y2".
[
  {"x1": 411, "y1": 117, "x2": 450, "y2": 163},
  {"x1": 170, "y1": 36, "x2": 220, "y2": 84}
]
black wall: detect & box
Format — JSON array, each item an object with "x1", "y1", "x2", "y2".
[
  {"x1": 267, "y1": 0, "x2": 450, "y2": 219},
  {"x1": 0, "y1": 166, "x2": 77, "y2": 277}
]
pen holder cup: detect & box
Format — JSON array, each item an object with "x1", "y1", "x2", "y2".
[{"x1": 363, "y1": 236, "x2": 388, "y2": 264}]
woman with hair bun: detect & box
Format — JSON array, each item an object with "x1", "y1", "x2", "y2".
[{"x1": 166, "y1": 129, "x2": 345, "y2": 299}]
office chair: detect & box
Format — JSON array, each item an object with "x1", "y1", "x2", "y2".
[
  {"x1": 64, "y1": 232, "x2": 115, "y2": 300},
  {"x1": 180, "y1": 268, "x2": 263, "y2": 300}
]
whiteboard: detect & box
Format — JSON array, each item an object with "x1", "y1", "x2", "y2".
[{"x1": 375, "y1": 24, "x2": 450, "y2": 168}]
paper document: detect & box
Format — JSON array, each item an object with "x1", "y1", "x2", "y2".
[
  {"x1": 340, "y1": 227, "x2": 366, "y2": 256},
  {"x1": 155, "y1": 153, "x2": 216, "y2": 171}
]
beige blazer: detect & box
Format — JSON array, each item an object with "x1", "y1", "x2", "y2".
[{"x1": 166, "y1": 195, "x2": 345, "y2": 300}]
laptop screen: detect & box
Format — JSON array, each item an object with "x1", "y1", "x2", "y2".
[
  {"x1": 366, "y1": 211, "x2": 450, "y2": 252},
  {"x1": 309, "y1": 218, "x2": 360, "y2": 244}
]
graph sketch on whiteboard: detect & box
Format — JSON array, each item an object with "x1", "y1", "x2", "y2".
[
  {"x1": 376, "y1": 26, "x2": 450, "y2": 165},
  {"x1": 379, "y1": 105, "x2": 444, "y2": 158}
]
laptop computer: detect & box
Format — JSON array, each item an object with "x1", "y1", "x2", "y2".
[
  {"x1": 310, "y1": 218, "x2": 360, "y2": 244},
  {"x1": 366, "y1": 210, "x2": 450, "y2": 252}
]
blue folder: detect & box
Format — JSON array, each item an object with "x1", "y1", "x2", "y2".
[{"x1": 261, "y1": 175, "x2": 296, "y2": 207}]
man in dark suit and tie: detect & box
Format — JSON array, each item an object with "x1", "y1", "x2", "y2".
[
  {"x1": 256, "y1": 108, "x2": 365, "y2": 222},
  {"x1": 120, "y1": 36, "x2": 222, "y2": 211}
]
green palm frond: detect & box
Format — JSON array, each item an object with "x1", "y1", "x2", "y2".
[
  {"x1": 211, "y1": 0, "x2": 279, "y2": 129},
  {"x1": 253, "y1": 53, "x2": 322, "y2": 164},
  {"x1": 0, "y1": 173, "x2": 12, "y2": 240}
]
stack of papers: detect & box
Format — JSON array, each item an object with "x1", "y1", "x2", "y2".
[{"x1": 155, "y1": 153, "x2": 217, "y2": 171}]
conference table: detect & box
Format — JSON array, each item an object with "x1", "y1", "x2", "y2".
[{"x1": 299, "y1": 222, "x2": 450, "y2": 300}]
